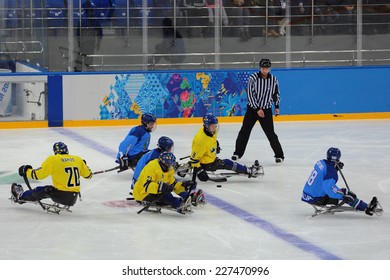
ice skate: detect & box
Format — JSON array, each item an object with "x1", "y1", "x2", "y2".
[
  {"x1": 248, "y1": 160, "x2": 264, "y2": 178},
  {"x1": 10, "y1": 183, "x2": 24, "y2": 203},
  {"x1": 176, "y1": 196, "x2": 193, "y2": 215},
  {"x1": 365, "y1": 197, "x2": 383, "y2": 216},
  {"x1": 191, "y1": 189, "x2": 206, "y2": 207}
]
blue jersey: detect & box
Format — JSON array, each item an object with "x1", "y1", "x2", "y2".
[
  {"x1": 116, "y1": 125, "x2": 150, "y2": 160},
  {"x1": 130, "y1": 148, "x2": 161, "y2": 189},
  {"x1": 301, "y1": 159, "x2": 344, "y2": 204}
]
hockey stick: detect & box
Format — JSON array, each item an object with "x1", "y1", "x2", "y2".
[
  {"x1": 179, "y1": 155, "x2": 190, "y2": 161},
  {"x1": 22, "y1": 174, "x2": 46, "y2": 211},
  {"x1": 137, "y1": 194, "x2": 164, "y2": 214},
  {"x1": 207, "y1": 176, "x2": 228, "y2": 182},
  {"x1": 182, "y1": 167, "x2": 200, "y2": 202},
  {"x1": 177, "y1": 170, "x2": 228, "y2": 182},
  {"x1": 332, "y1": 163, "x2": 352, "y2": 210},
  {"x1": 93, "y1": 166, "x2": 120, "y2": 175},
  {"x1": 336, "y1": 164, "x2": 350, "y2": 191}
]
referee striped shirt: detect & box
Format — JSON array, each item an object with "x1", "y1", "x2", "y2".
[{"x1": 247, "y1": 72, "x2": 280, "y2": 111}]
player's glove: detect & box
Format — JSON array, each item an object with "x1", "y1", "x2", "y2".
[
  {"x1": 118, "y1": 155, "x2": 129, "y2": 171},
  {"x1": 18, "y1": 165, "x2": 32, "y2": 177},
  {"x1": 158, "y1": 182, "x2": 174, "y2": 194},
  {"x1": 341, "y1": 188, "x2": 357, "y2": 204},
  {"x1": 182, "y1": 180, "x2": 197, "y2": 191},
  {"x1": 195, "y1": 167, "x2": 209, "y2": 182},
  {"x1": 335, "y1": 162, "x2": 344, "y2": 171},
  {"x1": 216, "y1": 140, "x2": 221, "y2": 154}
]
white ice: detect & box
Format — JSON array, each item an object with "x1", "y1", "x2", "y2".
[{"x1": 1, "y1": 120, "x2": 390, "y2": 260}]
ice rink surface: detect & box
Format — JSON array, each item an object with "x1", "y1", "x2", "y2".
[{"x1": 1, "y1": 119, "x2": 390, "y2": 260}]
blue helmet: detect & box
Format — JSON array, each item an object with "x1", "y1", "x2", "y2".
[
  {"x1": 53, "y1": 142, "x2": 68, "y2": 155},
  {"x1": 327, "y1": 147, "x2": 341, "y2": 162},
  {"x1": 141, "y1": 113, "x2": 157, "y2": 131},
  {"x1": 158, "y1": 151, "x2": 176, "y2": 172},
  {"x1": 203, "y1": 113, "x2": 219, "y2": 134},
  {"x1": 203, "y1": 113, "x2": 218, "y2": 126},
  {"x1": 157, "y1": 136, "x2": 174, "y2": 152}
]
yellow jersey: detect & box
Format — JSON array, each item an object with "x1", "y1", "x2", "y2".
[
  {"x1": 26, "y1": 154, "x2": 92, "y2": 193},
  {"x1": 133, "y1": 158, "x2": 186, "y2": 201},
  {"x1": 190, "y1": 127, "x2": 218, "y2": 168}
]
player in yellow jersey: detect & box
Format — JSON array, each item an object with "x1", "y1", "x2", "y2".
[
  {"x1": 133, "y1": 151, "x2": 200, "y2": 213},
  {"x1": 189, "y1": 113, "x2": 263, "y2": 182},
  {"x1": 11, "y1": 142, "x2": 92, "y2": 207}
]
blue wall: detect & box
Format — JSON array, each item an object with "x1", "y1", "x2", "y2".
[
  {"x1": 2, "y1": 65, "x2": 390, "y2": 127},
  {"x1": 275, "y1": 66, "x2": 390, "y2": 114}
]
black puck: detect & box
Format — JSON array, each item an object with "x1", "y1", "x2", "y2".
[{"x1": 217, "y1": 184, "x2": 222, "y2": 188}]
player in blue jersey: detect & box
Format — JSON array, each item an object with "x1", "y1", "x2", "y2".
[
  {"x1": 301, "y1": 147, "x2": 379, "y2": 216},
  {"x1": 116, "y1": 113, "x2": 157, "y2": 171},
  {"x1": 130, "y1": 136, "x2": 174, "y2": 190}
]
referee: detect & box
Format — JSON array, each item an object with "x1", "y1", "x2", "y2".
[{"x1": 232, "y1": 58, "x2": 284, "y2": 163}]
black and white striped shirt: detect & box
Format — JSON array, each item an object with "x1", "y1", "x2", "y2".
[{"x1": 247, "y1": 72, "x2": 280, "y2": 111}]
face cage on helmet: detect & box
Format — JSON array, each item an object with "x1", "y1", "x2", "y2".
[
  {"x1": 329, "y1": 157, "x2": 340, "y2": 163},
  {"x1": 205, "y1": 123, "x2": 219, "y2": 135},
  {"x1": 158, "y1": 144, "x2": 174, "y2": 153},
  {"x1": 167, "y1": 145, "x2": 174, "y2": 153},
  {"x1": 145, "y1": 122, "x2": 157, "y2": 132},
  {"x1": 160, "y1": 160, "x2": 174, "y2": 172}
]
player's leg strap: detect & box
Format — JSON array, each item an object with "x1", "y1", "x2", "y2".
[
  {"x1": 222, "y1": 159, "x2": 248, "y2": 174},
  {"x1": 313, "y1": 195, "x2": 339, "y2": 206},
  {"x1": 19, "y1": 186, "x2": 51, "y2": 202}
]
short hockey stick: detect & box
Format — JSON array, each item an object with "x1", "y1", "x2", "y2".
[
  {"x1": 137, "y1": 194, "x2": 164, "y2": 214},
  {"x1": 181, "y1": 168, "x2": 200, "y2": 202},
  {"x1": 336, "y1": 163, "x2": 350, "y2": 191},
  {"x1": 93, "y1": 166, "x2": 120, "y2": 175},
  {"x1": 334, "y1": 163, "x2": 352, "y2": 208},
  {"x1": 179, "y1": 155, "x2": 190, "y2": 161},
  {"x1": 207, "y1": 176, "x2": 228, "y2": 182},
  {"x1": 22, "y1": 174, "x2": 46, "y2": 211}
]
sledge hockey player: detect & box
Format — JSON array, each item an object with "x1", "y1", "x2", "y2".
[
  {"x1": 301, "y1": 147, "x2": 381, "y2": 216},
  {"x1": 182, "y1": 113, "x2": 263, "y2": 182},
  {"x1": 133, "y1": 151, "x2": 204, "y2": 214},
  {"x1": 115, "y1": 113, "x2": 157, "y2": 171},
  {"x1": 130, "y1": 136, "x2": 175, "y2": 189},
  {"x1": 10, "y1": 142, "x2": 92, "y2": 208}
]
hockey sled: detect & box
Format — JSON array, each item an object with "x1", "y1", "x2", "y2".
[
  {"x1": 311, "y1": 202, "x2": 383, "y2": 217},
  {"x1": 137, "y1": 197, "x2": 193, "y2": 215},
  {"x1": 142, "y1": 204, "x2": 193, "y2": 215},
  {"x1": 175, "y1": 163, "x2": 264, "y2": 182},
  {"x1": 9, "y1": 197, "x2": 72, "y2": 214}
]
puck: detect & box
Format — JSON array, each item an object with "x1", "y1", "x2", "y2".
[{"x1": 217, "y1": 184, "x2": 222, "y2": 188}]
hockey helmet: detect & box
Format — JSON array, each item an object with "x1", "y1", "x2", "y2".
[
  {"x1": 203, "y1": 113, "x2": 219, "y2": 135},
  {"x1": 326, "y1": 147, "x2": 341, "y2": 162},
  {"x1": 141, "y1": 113, "x2": 157, "y2": 132},
  {"x1": 157, "y1": 136, "x2": 174, "y2": 152},
  {"x1": 158, "y1": 151, "x2": 176, "y2": 172},
  {"x1": 259, "y1": 58, "x2": 271, "y2": 68},
  {"x1": 53, "y1": 142, "x2": 69, "y2": 155}
]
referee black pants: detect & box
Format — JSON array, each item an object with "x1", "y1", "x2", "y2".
[{"x1": 234, "y1": 106, "x2": 284, "y2": 159}]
